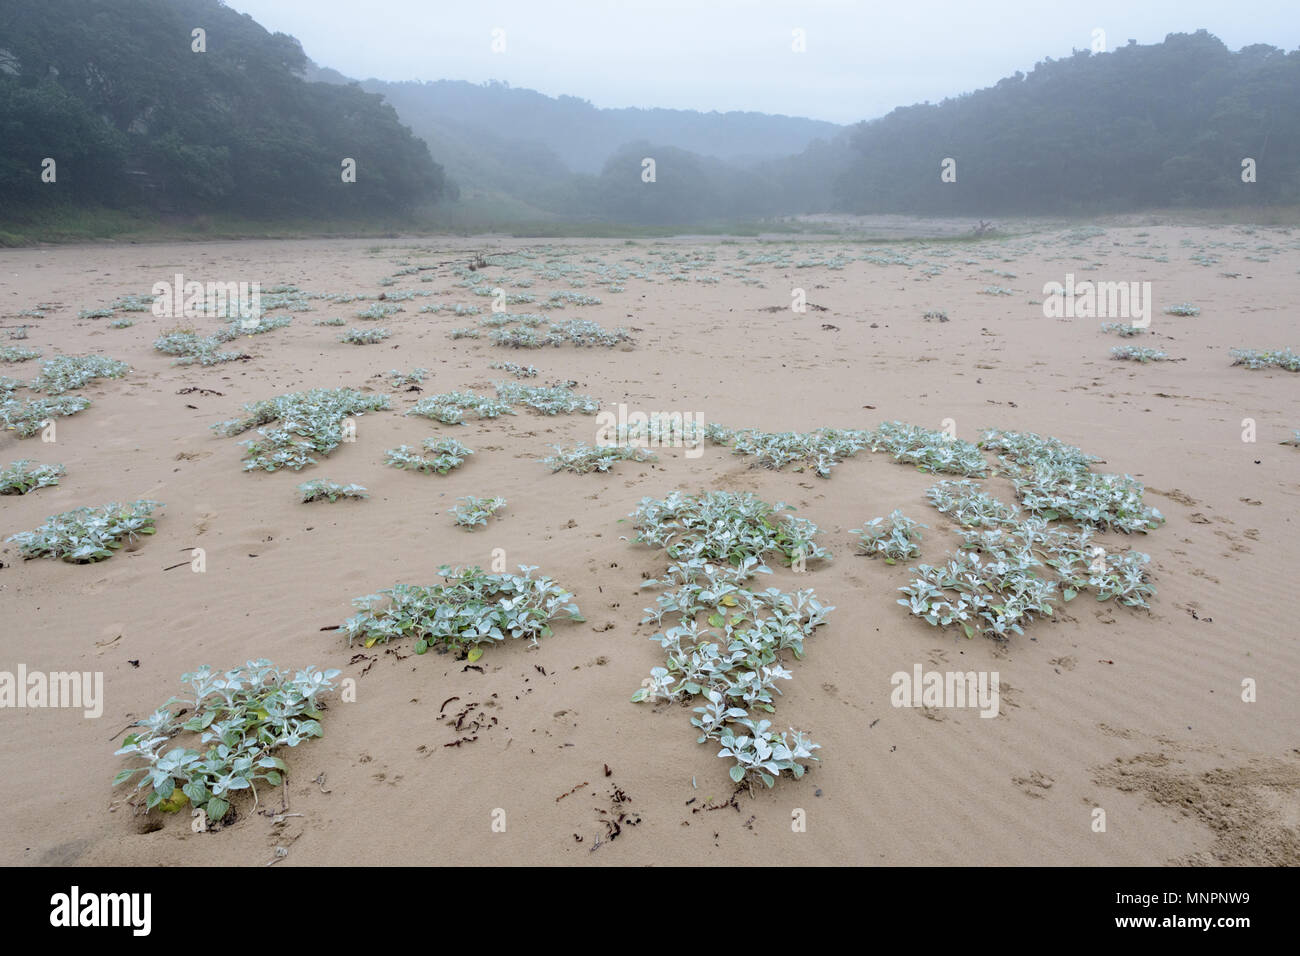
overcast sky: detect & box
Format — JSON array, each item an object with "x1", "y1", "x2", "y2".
[{"x1": 227, "y1": 0, "x2": 1300, "y2": 125}]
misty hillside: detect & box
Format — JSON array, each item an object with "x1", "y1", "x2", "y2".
[
  {"x1": 0, "y1": 0, "x2": 447, "y2": 218},
  {"x1": 1, "y1": 0, "x2": 1297, "y2": 232},
  {"x1": 833, "y1": 30, "x2": 1300, "y2": 214}
]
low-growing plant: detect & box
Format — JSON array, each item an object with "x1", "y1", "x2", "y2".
[
  {"x1": 489, "y1": 361, "x2": 538, "y2": 378},
  {"x1": 871, "y1": 421, "x2": 988, "y2": 476},
  {"x1": 0, "y1": 394, "x2": 92, "y2": 437},
  {"x1": 356, "y1": 303, "x2": 402, "y2": 320},
  {"x1": 629, "y1": 492, "x2": 830, "y2": 788},
  {"x1": 29, "y1": 354, "x2": 129, "y2": 394},
  {"x1": 543, "y1": 442, "x2": 656, "y2": 473},
  {"x1": 1164, "y1": 303, "x2": 1200, "y2": 316},
  {"x1": 0, "y1": 459, "x2": 65, "y2": 495},
  {"x1": 0, "y1": 346, "x2": 41, "y2": 363},
  {"x1": 313, "y1": 317, "x2": 346, "y2": 326},
  {"x1": 340, "y1": 327, "x2": 390, "y2": 345},
  {"x1": 113, "y1": 660, "x2": 339, "y2": 821},
  {"x1": 709, "y1": 425, "x2": 872, "y2": 477},
  {"x1": 7, "y1": 499, "x2": 162, "y2": 562},
  {"x1": 299, "y1": 480, "x2": 368, "y2": 503},
  {"x1": 387, "y1": 368, "x2": 427, "y2": 388},
  {"x1": 108, "y1": 318, "x2": 134, "y2": 329},
  {"x1": 1100, "y1": 322, "x2": 1145, "y2": 337},
  {"x1": 386, "y1": 437, "x2": 473, "y2": 474},
  {"x1": 343, "y1": 565, "x2": 582, "y2": 654},
  {"x1": 1229, "y1": 348, "x2": 1300, "y2": 372},
  {"x1": 452, "y1": 495, "x2": 506, "y2": 528},
  {"x1": 1111, "y1": 345, "x2": 1168, "y2": 363},
  {"x1": 629, "y1": 490, "x2": 829, "y2": 568},
  {"x1": 213, "y1": 388, "x2": 390, "y2": 472},
  {"x1": 494, "y1": 381, "x2": 599, "y2": 415},
  {"x1": 851, "y1": 510, "x2": 925, "y2": 563}
]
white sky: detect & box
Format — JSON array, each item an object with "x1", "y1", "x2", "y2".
[{"x1": 226, "y1": 0, "x2": 1300, "y2": 124}]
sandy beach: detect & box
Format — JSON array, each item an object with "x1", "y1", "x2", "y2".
[{"x1": 1, "y1": 220, "x2": 1297, "y2": 866}]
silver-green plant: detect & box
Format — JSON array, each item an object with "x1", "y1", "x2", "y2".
[
  {"x1": 452, "y1": 495, "x2": 506, "y2": 528},
  {"x1": 340, "y1": 327, "x2": 390, "y2": 345},
  {"x1": 387, "y1": 368, "x2": 428, "y2": 388},
  {"x1": 385, "y1": 438, "x2": 473, "y2": 474},
  {"x1": 213, "y1": 388, "x2": 390, "y2": 472},
  {"x1": 870, "y1": 421, "x2": 988, "y2": 476},
  {"x1": 0, "y1": 346, "x2": 41, "y2": 363},
  {"x1": 851, "y1": 510, "x2": 925, "y2": 563},
  {"x1": 344, "y1": 565, "x2": 582, "y2": 654},
  {"x1": 1111, "y1": 345, "x2": 1168, "y2": 363},
  {"x1": 1230, "y1": 348, "x2": 1300, "y2": 372},
  {"x1": 0, "y1": 460, "x2": 65, "y2": 495},
  {"x1": 543, "y1": 442, "x2": 656, "y2": 473},
  {"x1": 113, "y1": 660, "x2": 339, "y2": 821},
  {"x1": 29, "y1": 354, "x2": 129, "y2": 394},
  {"x1": 0, "y1": 394, "x2": 92, "y2": 437},
  {"x1": 494, "y1": 381, "x2": 599, "y2": 415},
  {"x1": 7, "y1": 500, "x2": 162, "y2": 562},
  {"x1": 1100, "y1": 322, "x2": 1145, "y2": 337},
  {"x1": 299, "y1": 480, "x2": 368, "y2": 503}
]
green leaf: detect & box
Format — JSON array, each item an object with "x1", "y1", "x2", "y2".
[
  {"x1": 205, "y1": 797, "x2": 230, "y2": 821},
  {"x1": 707, "y1": 613, "x2": 725, "y2": 628},
  {"x1": 467, "y1": 646, "x2": 484, "y2": 663},
  {"x1": 728, "y1": 764, "x2": 746, "y2": 783},
  {"x1": 1063, "y1": 588, "x2": 1077, "y2": 601},
  {"x1": 414, "y1": 639, "x2": 429, "y2": 654},
  {"x1": 112, "y1": 768, "x2": 137, "y2": 786}
]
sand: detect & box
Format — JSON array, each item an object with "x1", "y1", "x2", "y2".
[{"x1": 0, "y1": 221, "x2": 1297, "y2": 866}]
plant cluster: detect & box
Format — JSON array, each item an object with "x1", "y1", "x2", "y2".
[
  {"x1": 29, "y1": 354, "x2": 129, "y2": 394},
  {"x1": 213, "y1": 388, "x2": 390, "y2": 472},
  {"x1": 1111, "y1": 345, "x2": 1168, "y2": 363},
  {"x1": 851, "y1": 510, "x2": 925, "y2": 563},
  {"x1": 494, "y1": 381, "x2": 599, "y2": 415},
  {"x1": 385, "y1": 437, "x2": 473, "y2": 474},
  {"x1": 1164, "y1": 303, "x2": 1200, "y2": 316},
  {"x1": 489, "y1": 361, "x2": 538, "y2": 378},
  {"x1": 153, "y1": 329, "x2": 249, "y2": 366},
  {"x1": 387, "y1": 368, "x2": 427, "y2": 388},
  {"x1": 1229, "y1": 348, "x2": 1300, "y2": 372},
  {"x1": 1100, "y1": 322, "x2": 1145, "y2": 337},
  {"x1": 870, "y1": 421, "x2": 988, "y2": 476},
  {"x1": 543, "y1": 442, "x2": 656, "y2": 473},
  {"x1": 7, "y1": 500, "x2": 162, "y2": 562},
  {"x1": 340, "y1": 327, "x2": 391, "y2": 345},
  {"x1": 628, "y1": 490, "x2": 830, "y2": 787},
  {"x1": 298, "y1": 480, "x2": 369, "y2": 503},
  {"x1": 452, "y1": 495, "x2": 507, "y2": 528},
  {"x1": 707, "y1": 425, "x2": 871, "y2": 477},
  {"x1": 343, "y1": 565, "x2": 582, "y2": 654},
  {"x1": 113, "y1": 661, "x2": 339, "y2": 821},
  {"x1": 0, "y1": 346, "x2": 41, "y2": 363},
  {"x1": 0, "y1": 394, "x2": 91, "y2": 437},
  {"x1": 980, "y1": 429, "x2": 1163, "y2": 533},
  {"x1": 0, "y1": 459, "x2": 65, "y2": 495}
]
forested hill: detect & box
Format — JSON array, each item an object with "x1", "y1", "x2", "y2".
[
  {"x1": 832, "y1": 31, "x2": 1300, "y2": 214},
  {"x1": 347, "y1": 77, "x2": 842, "y2": 172},
  {"x1": 0, "y1": 0, "x2": 447, "y2": 217}
]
